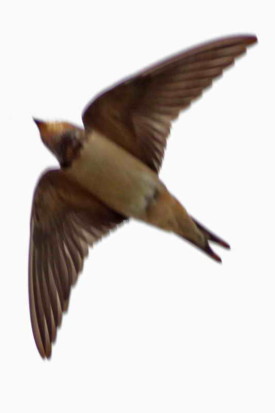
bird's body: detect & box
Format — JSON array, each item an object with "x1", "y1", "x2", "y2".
[
  {"x1": 65, "y1": 129, "x2": 206, "y2": 249},
  {"x1": 30, "y1": 34, "x2": 257, "y2": 358},
  {"x1": 66, "y1": 129, "x2": 162, "y2": 219}
]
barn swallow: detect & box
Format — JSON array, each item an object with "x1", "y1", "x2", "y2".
[{"x1": 30, "y1": 34, "x2": 257, "y2": 358}]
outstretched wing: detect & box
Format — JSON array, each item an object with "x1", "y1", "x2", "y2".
[
  {"x1": 82, "y1": 35, "x2": 257, "y2": 172},
  {"x1": 29, "y1": 169, "x2": 125, "y2": 358}
]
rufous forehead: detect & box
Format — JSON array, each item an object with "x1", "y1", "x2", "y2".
[{"x1": 35, "y1": 121, "x2": 76, "y2": 140}]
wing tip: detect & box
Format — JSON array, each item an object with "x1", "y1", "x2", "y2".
[
  {"x1": 216, "y1": 33, "x2": 258, "y2": 45},
  {"x1": 241, "y1": 34, "x2": 258, "y2": 46},
  {"x1": 35, "y1": 340, "x2": 52, "y2": 360}
]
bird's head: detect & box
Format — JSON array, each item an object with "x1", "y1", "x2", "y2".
[{"x1": 33, "y1": 118, "x2": 85, "y2": 168}]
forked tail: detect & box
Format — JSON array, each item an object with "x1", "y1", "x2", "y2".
[
  {"x1": 141, "y1": 185, "x2": 230, "y2": 263},
  {"x1": 190, "y1": 217, "x2": 230, "y2": 263}
]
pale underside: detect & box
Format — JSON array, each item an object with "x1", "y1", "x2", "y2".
[{"x1": 65, "y1": 130, "x2": 164, "y2": 219}]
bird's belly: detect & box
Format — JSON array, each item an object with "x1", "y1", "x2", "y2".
[{"x1": 65, "y1": 130, "x2": 163, "y2": 218}]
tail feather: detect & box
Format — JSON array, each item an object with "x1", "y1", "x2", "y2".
[
  {"x1": 183, "y1": 217, "x2": 230, "y2": 263},
  {"x1": 191, "y1": 217, "x2": 230, "y2": 249},
  {"x1": 186, "y1": 237, "x2": 223, "y2": 263},
  {"x1": 201, "y1": 242, "x2": 222, "y2": 263},
  {"x1": 141, "y1": 185, "x2": 230, "y2": 262}
]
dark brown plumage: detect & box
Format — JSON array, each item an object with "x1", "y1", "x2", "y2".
[
  {"x1": 29, "y1": 171, "x2": 125, "y2": 357},
  {"x1": 83, "y1": 35, "x2": 256, "y2": 171}
]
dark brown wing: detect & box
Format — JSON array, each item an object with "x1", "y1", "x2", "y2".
[
  {"x1": 82, "y1": 35, "x2": 257, "y2": 172},
  {"x1": 29, "y1": 169, "x2": 125, "y2": 358}
]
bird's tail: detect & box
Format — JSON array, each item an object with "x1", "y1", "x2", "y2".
[
  {"x1": 189, "y1": 217, "x2": 230, "y2": 262},
  {"x1": 164, "y1": 196, "x2": 230, "y2": 262},
  {"x1": 168, "y1": 200, "x2": 230, "y2": 263},
  {"x1": 141, "y1": 186, "x2": 230, "y2": 262}
]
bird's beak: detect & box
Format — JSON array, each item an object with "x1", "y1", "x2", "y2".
[
  {"x1": 33, "y1": 118, "x2": 43, "y2": 125},
  {"x1": 33, "y1": 118, "x2": 55, "y2": 145},
  {"x1": 33, "y1": 117, "x2": 46, "y2": 132},
  {"x1": 33, "y1": 117, "x2": 46, "y2": 134}
]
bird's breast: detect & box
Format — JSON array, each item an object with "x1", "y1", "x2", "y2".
[{"x1": 65, "y1": 130, "x2": 163, "y2": 218}]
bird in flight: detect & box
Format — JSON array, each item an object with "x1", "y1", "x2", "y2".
[{"x1": 30, "y1": 34, "x2": 257, "y2": 358}]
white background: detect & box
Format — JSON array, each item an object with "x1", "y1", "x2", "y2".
[{"x1": 0, "y1": 1, "x2": 274, "y2": 412}]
